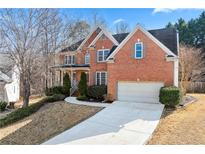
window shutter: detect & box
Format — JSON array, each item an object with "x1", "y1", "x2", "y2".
[
  {"x1": 64, "y1": 56, "x2": 67, "y2": 64},
  {"x1": 132, "y1": 44, "x2": 135, "y2": 58},
  {"x1": 73, "y1": 55, "x2": 75, "y2": 64},
  {"x1": 96, "y1": 51, "x2": 98, "y2": 63},
  {"x1": 143, "y1": 43, "x2": 146, "y2": 57}
]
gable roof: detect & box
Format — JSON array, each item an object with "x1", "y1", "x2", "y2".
[
  {"x1": 113, "y1": 33, "x2": 129, "y2": 43},
  {"x1": 60, "y1": 26, "x2": 178, "y2": 57},
  {"x1": 149, "y1": 28, "x2": 178, "y2": 56},
  {"x1": 107, "y1": 25, "x2": 178, "y2": 60},
  {"x1": 76, "y1": 27, "x2": 102, "y2": 51},
  {"x1": 61, "y1": 39, "x2": 84, "y2": 52},
  {"x1": 0, "y1": 70, "x2": 12, "y2": 83},
  {"x1": 88, "y1": 28, "x2": 119, "y2": 47},
  {"x1": 0, "y1": 53, "x2": 14, "y2": 81}
]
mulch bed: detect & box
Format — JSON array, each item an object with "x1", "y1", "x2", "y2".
[
  {"x1": 0, "y1": 101, "x2": 102, "y2": 145},
  {"x1": 179, "y1": 95, "x2": 197, "y2": 107}
]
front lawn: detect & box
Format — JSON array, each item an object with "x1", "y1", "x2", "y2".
[
  {"x1": 147, "y1": 94, "x2": 205, "y2": 145},
  {"x1": 0, "y1": 101, "x2": 102, "y2": 144}
]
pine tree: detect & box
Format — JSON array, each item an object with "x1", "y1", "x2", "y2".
[
  {"x1": 78, "y1": 72, "x2": 88, "y2": 96},
  {"x1": 63, "y1": 73, "x2": 71, "y2": 96}
]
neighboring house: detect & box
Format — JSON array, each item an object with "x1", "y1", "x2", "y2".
[
  {"x1": 0, "y1": 53, "x2": 20, "y2": 103},
  {"x1": 51, "y1": 25, "x2": 179, "y2": 103}
]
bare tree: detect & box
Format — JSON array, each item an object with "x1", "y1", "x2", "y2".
[
  {"x1": 66, "y1": 20, "x2": 90, "y2": 43},
  {"x1": 115, "y1": 21, "x2": 130, "y2": 34},
  {"x1": 179, "y1": 44, "x2": 205, "y2": 93},
  {"x1": 0, "y1": 9, "x2": 45, "y2": 107},
  {"x1": 91, "y1": 11, "x2": 107, "y2": 28},
  {"x1": 39, "y1": 9, "x2": 63, "y2": 90}
]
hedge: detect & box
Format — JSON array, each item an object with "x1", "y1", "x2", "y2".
[
  {"x1": 78, "y1": 72, "x2": 88, "y2": 96},
  {"x1": 0, "y1": 94, "x2": 65, "y2": 128},
  {"x1": 63, "y1": 73, "x2": 71, "y2": 96},
  {"x1": 45, "y1": 86, "x2": 65, "y2": 96},
  {"x1": 159, "y1": 86, "x2": 182, "y2": 107},
  {"x1": 87, "y1": 85, "x2": 107, "y2": 101},
  {"x1": 77, "y1": 95, "x2": 89, "y2": 101},
  {"x1": 0, "y1": 101, "x2": 7, "y2": 112}
]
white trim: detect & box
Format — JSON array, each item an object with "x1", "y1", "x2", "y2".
[
  {"x1": 177, "y1": 31, "x2": 179, "y2": 55},
  {"x1": 174, "y1": 30, "x2": 179, "y2": 87},
  {"x1": 77, "y1": 25, "x2": 119, "y2": 51},
  {"x1": 134, "y1": 42, "x2": 143, "y2": 59},
  {"x1": 107, "y1": 25, "x2": 177, "y2": 61},
  {"x1": 174, "y1": 59, "x2": 179, "y2": 87},
  {"x1": 88, "y1": 31, "x2": 103, "y2": 47},
  {"x1": 97, "y1": 49, "x2": 110, "y2": 63},
  {"x1": 95, "y1": 71, "x2": 107, "y2": 85},
  {"x1": 76, "y1": 26, "x2": 100, "y2": 51},
  {"x1": 0, "y1": 70, "x2": 12, "y2": 83},
  {"x1": 88, "y1": 28, "x2": 119, "y2": 47}
]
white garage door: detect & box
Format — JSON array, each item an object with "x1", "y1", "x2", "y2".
[{"x1": 117, "y1": 82, "x2": 164, "y2": 103}]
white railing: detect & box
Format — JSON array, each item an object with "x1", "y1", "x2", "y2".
[{"x1": 70, "y1": 80, "x2": 78, "y2": 96}]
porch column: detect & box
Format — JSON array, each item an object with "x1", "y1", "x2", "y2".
[
  {"x1": 61, "y1": 70, "x2": 64, "y2": 86},
  {"x1": 70, "y1": 69, "x2": 73, "y2": 87}
]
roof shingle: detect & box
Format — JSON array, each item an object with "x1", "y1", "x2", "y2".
[{"x1": 60, "y1": 27, "x2": 178, "y2": 56}]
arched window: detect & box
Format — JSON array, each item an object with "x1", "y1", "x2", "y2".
[{"x1": 85, "y1": 53, "x2": 90, "y2": 64}]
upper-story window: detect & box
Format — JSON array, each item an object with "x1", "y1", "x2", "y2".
[
  {"x1": 85, "y1": 53, "x2": 90, "y2": 64},
  {"x1": 64, "y1": 55, "x2": 75, "y2": 65},
  {"x1": 135, "y1": 42, "x2": 143, "y2": 59},
  {"x1": 97, "y1": 49, "x2": 110, "y2": 62}
]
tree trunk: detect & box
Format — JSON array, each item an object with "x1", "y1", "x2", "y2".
[{"x1": 22, "y1": 79, "x2": 30, "y2": 108}]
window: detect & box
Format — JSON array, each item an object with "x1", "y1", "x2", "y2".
[
  {"x1": 135, "y1": 42, "x2": 143, "y2": 59},
  {"x1": 85, "y1": 53, "x2": 90, "y2": 64},
  {"x1": 97, "y1": 49, "x2": 110, "y2": 62},
  {"x1": 96, "y1": 72, "x2": 107, "y2": 85},
  {"x1": 64, "y1": 55, "x2": 75, "y2": 65}
]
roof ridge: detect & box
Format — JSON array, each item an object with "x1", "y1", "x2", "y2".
[{"x1": 60, "y1": 27, "x2": 177, "y2": 56}]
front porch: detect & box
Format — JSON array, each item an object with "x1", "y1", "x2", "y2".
[{"x1": 51, "y1": 64, "x2": 90, "y2": 95}]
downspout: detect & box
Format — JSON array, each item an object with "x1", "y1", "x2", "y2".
[{"x1": 174, "y1": 30, "x2": 179, "y2": 87}]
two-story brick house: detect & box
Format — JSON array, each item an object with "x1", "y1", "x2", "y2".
[{"x1": 51, "y1": 25, "x2": 179, "y2": 103}]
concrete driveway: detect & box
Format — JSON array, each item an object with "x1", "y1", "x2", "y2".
[{"x1": 43, "y1": 101, "x2": 164, "y2": 145}]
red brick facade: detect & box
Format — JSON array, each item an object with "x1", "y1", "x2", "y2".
[
  {"x1": 77, "y1": 35, "x2": 114, "y2": 85},
  {"x1": 56, "y1": 27, "x2": 175, "y2": 101},
  {"x1": 107, "y1": 29, "x2": 174, "y2": 100}
]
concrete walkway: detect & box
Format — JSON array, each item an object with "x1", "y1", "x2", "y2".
[
  {"x1": 65, "y1": 97, "x2": 111, "y2": 107},
  {"x1": 43, "y1": 101, "x2": 164, "y2": 145}
]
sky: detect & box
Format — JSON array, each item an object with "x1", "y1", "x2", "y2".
[{"x1": 61, "y1": 8, "x2": 204, "y2": 31}]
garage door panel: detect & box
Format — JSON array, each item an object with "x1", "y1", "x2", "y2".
[{"x1": 117, "y1": 82, "x2": 164, "y2": 103}]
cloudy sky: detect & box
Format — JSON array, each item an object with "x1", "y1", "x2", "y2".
[{"x1": 62, "y1": 8, "x2": 204, "y2": 30}]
